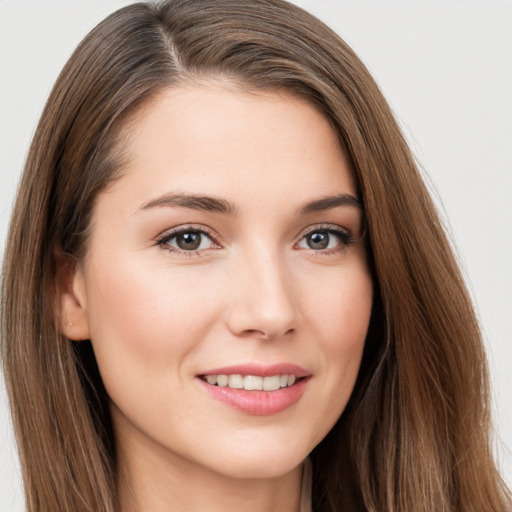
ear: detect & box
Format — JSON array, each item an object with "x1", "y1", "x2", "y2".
[{"x1": 54, "y1": 252, "x2": 91, "y2": 341}]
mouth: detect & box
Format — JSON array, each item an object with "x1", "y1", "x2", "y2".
[
  {"x1": 199, "y1": 373, "x2": 300, "y2": 391},
  {"x1": 197, "y1": 364, "x2": 310, "y2": 415}
]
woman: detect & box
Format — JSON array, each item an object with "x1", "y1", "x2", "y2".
[{"x1": 1, "y1": 1, "x2": 510, "y2": 511}]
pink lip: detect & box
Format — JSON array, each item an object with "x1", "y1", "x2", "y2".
[
  {"x1": 197, "y1": 363, "x2": 311, "y2": 416},
  {"x1": 199, "y1": 363, "x2": 310, "y2": 378}
]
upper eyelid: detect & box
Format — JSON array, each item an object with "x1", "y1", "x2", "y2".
[
  {"x1": 155, "y1": 227, "x2": 222, "y2": 257},
  {"x1": 300, "y1": 222, "x2": 368, "y2": 246},
  {"x1": 154, "y1": 222, "x2": 353, "y2": 249},
  {"x1": 156, "y1": 224, "x2": 221, "y2": 245},
  {"x1": 297, "y1": 223, "x2": 351, "y2": 238}
]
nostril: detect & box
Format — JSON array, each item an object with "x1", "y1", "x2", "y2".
[{"x1": 239, "y1": 327, "x2": 295, "y2": 341}]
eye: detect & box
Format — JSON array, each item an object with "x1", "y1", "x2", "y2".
[
  {"x1": 157, "y1": 227, "x2": 218, "y2": 254},
  {"x1": 296, "y1": 227, "x2": 352, "y2": 252}
]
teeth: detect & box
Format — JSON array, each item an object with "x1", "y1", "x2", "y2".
[
  {"x1": 244, "y1": 375, "x2": 263, "y2": 390},
  {"x1": 217, "y1": 375, "x2": 228, "y2": 387},
  {"x1": 228, "y1": 374, "x2": 244, "y2": 389},
  {"x1": 263, "y1": 375, "x2": 281, "y2": 391},
  {"x1": 203, "y1": 374, "x2": 299, "y2": 391},
  {"x1": 206, "y1": 375, "x2": 218, "y2": 385}
]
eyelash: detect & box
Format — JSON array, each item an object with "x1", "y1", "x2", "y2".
[
  {"x1": 297, "y1": 224, "x2": 354, "y2": 254},
  {"x1": 156, "y1": 226, "x2": 220, "y2": 257},
  {"x1": 155, "y1": 224, "x2": 354, "y2": 257}
]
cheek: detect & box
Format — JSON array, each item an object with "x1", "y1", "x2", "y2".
[
  {"x1": 306, "y1": 259, "x2": 373, "y2": 354},
  {"x1": 301, "y1": 260, "x2": 373, "y2": 432},
  {"x1": 82, "y1": 251, "x2": 222, "y2": 389}
]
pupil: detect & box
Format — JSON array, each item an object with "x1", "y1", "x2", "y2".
[
  {"x1": 308, "y1": 231, "x2": 329, "y2": 250},
  {"x1": 177, "y1": 232, "x2": 201, "y2": 250}
]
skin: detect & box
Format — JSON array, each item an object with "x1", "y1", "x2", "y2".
[{"x1": 60, "y1": 84, "x2": 373, "y2": 512}]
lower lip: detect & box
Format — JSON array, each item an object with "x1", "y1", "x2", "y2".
[{"x1": 198, "y1": 378, "x2": 309, "y2": 416}]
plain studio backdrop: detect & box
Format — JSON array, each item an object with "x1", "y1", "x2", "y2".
[{"x1": 0, "y1": 1, "x2": 511, "y2": 510}]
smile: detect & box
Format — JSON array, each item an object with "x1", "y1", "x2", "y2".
[
  {"x1": 201, "y1": 374, "x2": 297, "y2": 391},
  {"x1": 197, "y1": 364, "x2": 310, "y2": 415}
]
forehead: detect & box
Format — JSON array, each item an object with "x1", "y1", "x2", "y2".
[{"x1": 98, "y1": 84, "x2": 355, "y2": 215}]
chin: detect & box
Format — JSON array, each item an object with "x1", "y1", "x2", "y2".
[{"x1": 198, "y1": 436, "x2": 312, "y2": 480}]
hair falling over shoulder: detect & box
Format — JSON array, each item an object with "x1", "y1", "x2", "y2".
[{"x1": 1, "y1": 1, "x2": 510, "y2": 511}]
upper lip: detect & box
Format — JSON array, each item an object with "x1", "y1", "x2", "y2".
[{"x1": 199, "y1": 363, "x2": 311, "y2": 378}]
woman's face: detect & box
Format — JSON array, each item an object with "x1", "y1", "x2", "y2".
[{"x1": 66, "y1": 84, "x2": 372, "y2": 480}]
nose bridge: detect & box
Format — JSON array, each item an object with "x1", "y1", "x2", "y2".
[{"x1": 226, "y1": 243, "x2": 298, "y2": 340}]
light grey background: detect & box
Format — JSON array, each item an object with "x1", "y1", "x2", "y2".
[{"x1": 1, "y1": 1, "x2": 511, "y2": 510}]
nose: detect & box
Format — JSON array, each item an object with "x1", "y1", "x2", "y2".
[{"x1": 225, "y1": 249, "x2": 299, "y2": 341}]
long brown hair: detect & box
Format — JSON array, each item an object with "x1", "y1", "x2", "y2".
[{"x1": 2, "y1": 1, "x2": 510, "y2": 511}]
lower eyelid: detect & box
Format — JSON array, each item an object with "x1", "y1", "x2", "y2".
[
  {"x1": 155, "y1": 225, "x2": 354, "y2": 255},
  {"x1": 156, "y1": 226, "x2": 219, "y2": 245},
  {"x1": 299, "y1": 227, "x2": 352, "y2": 243},
  {"x1": 172, "y1": 233, "x2": 213, "y2": 250}
]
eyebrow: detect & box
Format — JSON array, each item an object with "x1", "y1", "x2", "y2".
[
  {"x1": 139, "y1": 192, "x2": 361, "y2": 216},
  {"x1": 297, "y1": 194, "x2": 362, "y2": 215},
  {"x1": 140, "y1": 193, "x2": 237, "y2": 215}
]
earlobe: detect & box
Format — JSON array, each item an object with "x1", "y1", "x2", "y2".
[{"x1": 54, "y1": 252, "x2": 91, "y2": 341}]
